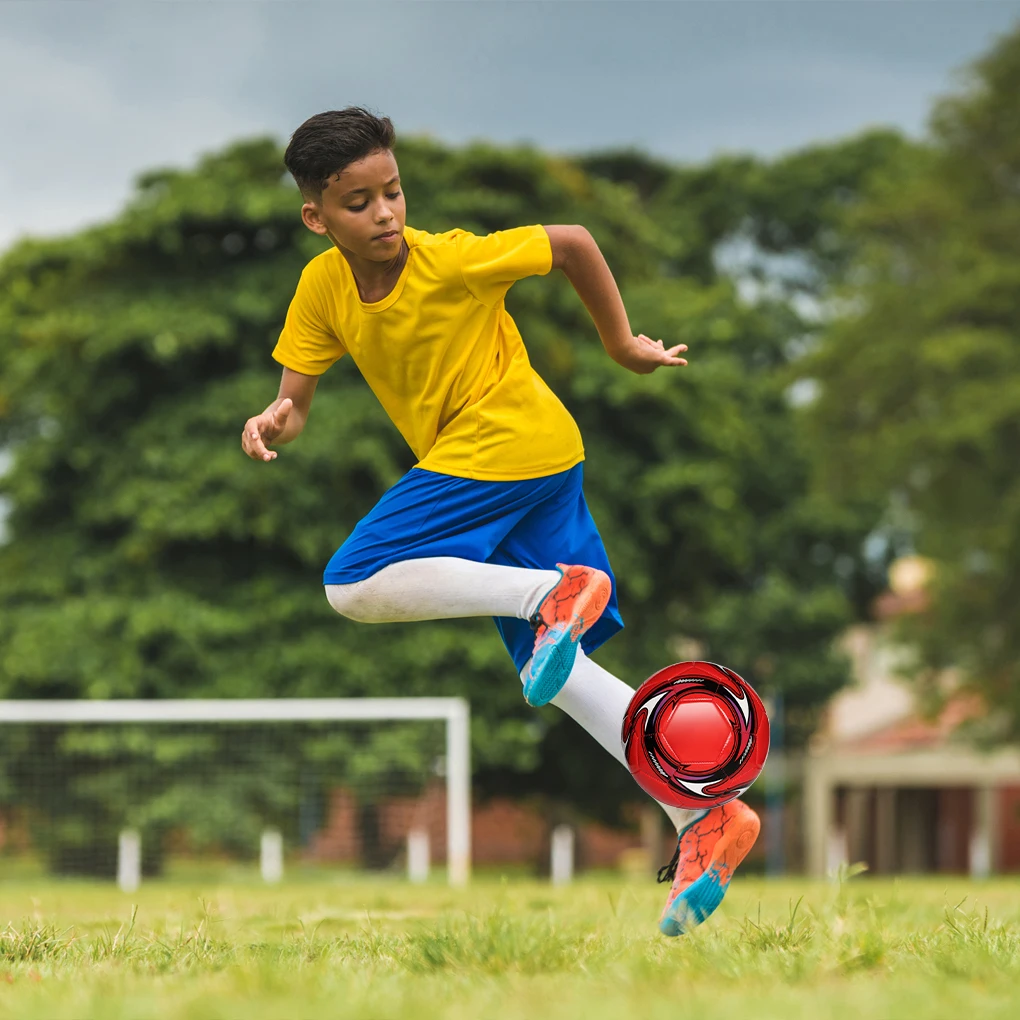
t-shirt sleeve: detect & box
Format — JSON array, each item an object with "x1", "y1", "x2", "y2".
[
  {"x1": 457, "y1": 225, "x2": 553, "y2": 307},
  {"x1": 272, "y1": 263, "x2": 346, "y2": 375}
]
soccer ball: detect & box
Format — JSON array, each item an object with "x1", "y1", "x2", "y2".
[{"x1": 621, "y1": 660, "x2": 769, "y2": 809}]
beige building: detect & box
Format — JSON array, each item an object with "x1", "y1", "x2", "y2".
[{"x1": 803, "y1": 614, "x2": 1020, "y2": 877}]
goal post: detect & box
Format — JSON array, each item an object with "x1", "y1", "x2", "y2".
[{"x1": 0, "y1": 697, "x2": 472, "y2": 886}]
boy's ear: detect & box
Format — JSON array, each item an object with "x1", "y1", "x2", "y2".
[{"x1": 300, "y1": 201, "x2": 329, "y2": 235}]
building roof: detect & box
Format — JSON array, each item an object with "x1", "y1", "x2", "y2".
[{"x1": 833, "y1": 693, "x2": 984, "y2": 754}]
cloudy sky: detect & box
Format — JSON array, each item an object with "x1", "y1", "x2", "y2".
[{"x1": 2, "y1": 0, "x2": 1019, "y2": 250}]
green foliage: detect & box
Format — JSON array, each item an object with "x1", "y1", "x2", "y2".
[
  {"x1": 803, "y1": 25, "x2": 1020, "y2": 730},
  {"x1": 582, "y1": 128, "x2": 912, "y2": 289},
  {"x1": 0, "y1": 128, "x2": 878, "y2": 860}
]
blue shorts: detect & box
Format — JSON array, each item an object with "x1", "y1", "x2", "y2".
[{"x1": 323, "y1": 463, "x2": 623, "y2": 672}]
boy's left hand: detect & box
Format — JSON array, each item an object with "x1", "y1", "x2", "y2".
[{"x1": 620, "y1": 335, "x2": 688, "y2": 375}]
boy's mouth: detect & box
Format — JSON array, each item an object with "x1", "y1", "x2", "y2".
[{"x1": 373, "y1": 230, "x2": 400, "y2": 242}]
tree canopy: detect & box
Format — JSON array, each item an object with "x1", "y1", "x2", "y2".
[
  {"x1": 802, "y1": 24, "x2": 1020, "y2": 734},
  {"x1": 0, "y1": 118, "x2": 897, "y2": 860}
]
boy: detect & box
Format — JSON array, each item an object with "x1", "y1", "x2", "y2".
[{"x1": 241, "y1": 108, "x2": 759, "y2": 935}]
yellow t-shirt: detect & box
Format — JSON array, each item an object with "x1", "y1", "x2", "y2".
[{"x1": 272, "y1": 224, "x2": 584, "y2": 481}]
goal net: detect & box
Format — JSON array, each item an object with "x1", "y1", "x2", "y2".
[{"x1": 0, "y1": 698, "x2": 471, "y2": 887}]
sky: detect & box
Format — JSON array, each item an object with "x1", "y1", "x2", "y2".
[{"x1": 2, "y1": 0, "x2": 1019, "y2": 250}]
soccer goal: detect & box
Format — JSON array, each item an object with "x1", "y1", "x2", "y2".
[{"x1": 0, "y1": 698, "x2": 471, "y2": 887}]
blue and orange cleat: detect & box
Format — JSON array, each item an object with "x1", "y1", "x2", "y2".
[
  {"x1": 522, "y1": 563, "x2": 611, "y2": 707},
  {"x1": 658, "y1": 799, "x2": 760, "y2": 937}
]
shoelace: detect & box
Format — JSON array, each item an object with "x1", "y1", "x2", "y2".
[
  {"x1": 657, "y1": 841, "x2": 681, "y2": 884},
  {"x1": 528, "y1": 611, "x2": 546, "y2": 635}
]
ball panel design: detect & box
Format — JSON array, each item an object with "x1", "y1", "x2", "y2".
[
  {"x1": 659, "y1": 696, "x2": 736, "y2": 769},
  {"x1": 621, "y1": 661, "x2": 769, "y2": 810}
]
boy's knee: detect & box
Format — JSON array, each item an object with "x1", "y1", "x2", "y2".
[{"x1": 325, "y1": 581, "x2": 378, "y2": 623}]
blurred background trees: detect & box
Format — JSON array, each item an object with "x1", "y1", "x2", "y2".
[
  {"x1": 803, "y1": 25, "x2": 1020, "y2": 735},
  {"x1": 0, "y1": 131, "x2": 876, "y2": 838},
  {"x1": 1, "y1": 23, "x2": 1017, "y2": 865}
]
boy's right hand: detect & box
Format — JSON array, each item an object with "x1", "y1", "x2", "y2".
[{"x1": 241, "y1": 398, "x2": 294, "y2": 462}]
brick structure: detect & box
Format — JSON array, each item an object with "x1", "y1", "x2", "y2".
[{"x1": 305, "y1": 782, "x2": 644, "y2": 871}]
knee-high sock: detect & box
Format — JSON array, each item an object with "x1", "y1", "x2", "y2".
[
  {"x1": 531, "y1": 649, "x2": 704, "y2": 835},
  {"x1": 325, "y1": 557, "x2": 560, "y2": 623}
]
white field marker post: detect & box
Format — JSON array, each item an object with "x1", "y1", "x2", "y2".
[
  {"x1": 827, "y1": 827, "x2": 849, "y2": 879},
  {"x1": 970, "y1": 785, "x2": 997, "y2": 878},
  {"x1": 550, "y1": 824, "x2": 574, "y2": 886},
  {"x1": 407, "y1": 828, "x2": 430, "y2": 883},
  {"x1": 117, "y1": 829, "x2": 141, "y2": 893},
  {"x1": 969, "y1": 830, "x2": 991, "y2": 879},
  {"x1": 446, "y1": 699, "x2": 471, "y2": 886},
  {"x1": 261, "y1": 828, "x2": 284, "y2": 883}
]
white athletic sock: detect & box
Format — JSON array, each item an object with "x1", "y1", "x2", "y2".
[
  {"x1": 325, "y1": 557, "x2": 560, "y2": 624},
  {"x1": 528, "y1": 649, "x2": 704, "y2": 835}
]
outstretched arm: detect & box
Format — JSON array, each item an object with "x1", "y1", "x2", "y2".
[
  {"x1": 241, "y1": 367, "x2": 319, "y2": 462},
  {"x1": 544, "y1": 225, "x2": 687, "y2": 375}
]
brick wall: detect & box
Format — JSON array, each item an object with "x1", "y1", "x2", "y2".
[{"x1": 304, "y1": 784, "x2": 643, "y2": 871}]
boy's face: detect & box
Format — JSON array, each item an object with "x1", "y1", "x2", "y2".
[{"x1": 301, "y1": 148, "x2": 405, "y2": 261}]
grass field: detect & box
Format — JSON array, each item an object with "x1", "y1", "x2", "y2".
[{"x1": 0, "y1": 872, "x2": 1018, "y2": 1019}]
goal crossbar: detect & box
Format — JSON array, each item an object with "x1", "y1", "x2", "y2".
[{"x1": 0, "y1": 698, "x2": 472, "y2": 885}]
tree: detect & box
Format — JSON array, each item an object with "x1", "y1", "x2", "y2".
[
  {"x1": 0, "y1": 133, "x2": 877, "y2": 867},
  {"x1": 803, "y1": 25, "x2": 1020, "y2": 733}
]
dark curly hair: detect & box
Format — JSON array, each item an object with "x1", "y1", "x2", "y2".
[{"x1": 284, "y1": 107, "x2": 395, "y2": 200}]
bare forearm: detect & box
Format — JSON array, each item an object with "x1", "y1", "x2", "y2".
[
  {"x1": 274, "y1": 368, "x2": 318, "y2": 443},
  {"x1": 544, "y1": 225, "x2": 687, "y2": 375},
  {"x1": 552, "y1": 228, "x2": 633, "y2": 362}
]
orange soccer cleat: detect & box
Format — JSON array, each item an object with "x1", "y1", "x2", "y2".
[
  {"x1": 522, "y1": 563, "x2": 611, "y2": 707},
  {"x1": 658, "y1": 799, "x2": 761, "y2": 936}
]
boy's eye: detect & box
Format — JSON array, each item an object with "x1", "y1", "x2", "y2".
[{"x1": 346, "y1": 190, "x2": 400, "y2": 212}]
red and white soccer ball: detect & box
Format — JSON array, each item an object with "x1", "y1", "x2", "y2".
[{"x1": 621, "y1": 661, "x2": 770, "y2": 810}]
